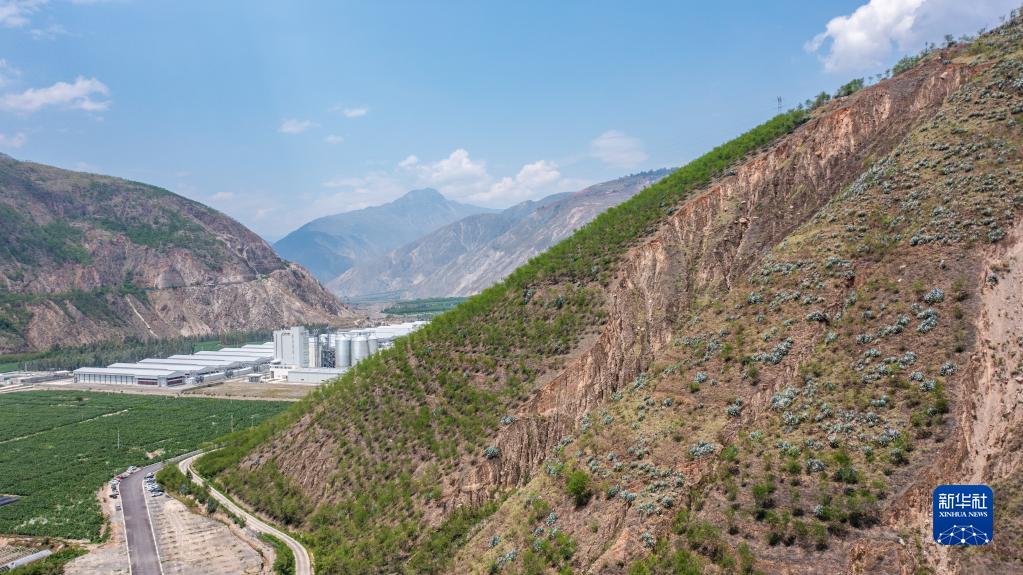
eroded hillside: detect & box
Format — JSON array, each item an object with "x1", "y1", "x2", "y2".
[
  {"x1": 200, "y1": 18, "x2": 1023, "y2": 575},
  {"x1": 0, "y1": 157, "x2": 351, "y2": 353}
]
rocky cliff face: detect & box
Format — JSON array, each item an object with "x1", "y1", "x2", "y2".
[
  {"x1": 207, "y1": 19, "x2": 1023, "y2": 575},
  {"x1": 330, "y1": 170, "x2": 672, "y2": 299},
  {"x1": 0, "y1": 155, "x2": 351, "y2": 353}
]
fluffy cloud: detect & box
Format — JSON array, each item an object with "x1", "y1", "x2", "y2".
[
  {"x1": 0, "y1": 131, "x2": 26, "y2": 148},
  {"x1": 341, "y1": 106, "x2": 367, "y2": 118},
  {"x1": 807, "y1": 0, "x2": 1019, "y2": 72},
  {"x1": 0, "y1": 0, "x2": 46, "y2": 28},
  {"x1": 323, "y1": 149, "x2": 576, "y2": 212},
  {"x1": 0, "y1": 76, "x2": 109, "y2": 112},
  {"x1": 590, "y1": 130, "x2": 648, "y2": 168},
  {"x1": 401, "y1": 150, "x2": 574, "y2": 204},
  {"x1": 410, "y1": 148, "x2": 489, "y2": 188},
  {"x1": 324, "y1": 134, "x2": 344, "y2": 144},
  {"x1": 470, "y1": 160, "x2": 561, "y2": 204},
  {"x1": 279, "y1": 118, "x2": 316, "y2": 134}
]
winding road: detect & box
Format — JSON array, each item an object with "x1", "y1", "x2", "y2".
[{"x1": 178, "y1": 452, "x2": 313, "y2": 575}]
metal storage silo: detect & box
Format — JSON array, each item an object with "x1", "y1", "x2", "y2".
[
  {"x1": 352, "y1": 335, "x2": 369, "y2": 363},
  {"x1": 335, "y1": 335, "x2": 352, "y2": 368},
  {"x1": 308, "y1": 337, "x2": 321, "y2": 368},
  {"x1": 367, "y1": 335, "x2": 379, "y2": 355}
]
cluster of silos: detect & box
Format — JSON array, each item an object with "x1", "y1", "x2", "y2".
[
  {"x1": 328, "y1": 331, "x2": 383, "y2": 367},
  {"x1": 300, "y1": 322, "x2": 428, "y2": 369}
]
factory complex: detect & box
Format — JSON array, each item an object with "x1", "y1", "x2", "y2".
[{"x1": 71, "y1": 321, "x2": 427, "y2": 387}]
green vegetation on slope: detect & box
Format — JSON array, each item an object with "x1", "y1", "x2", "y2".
[
  {"x1": 0, "y1": 209, "x2": 91, "y2": 267},
  {"x1": 261, "y1": 533, "x2": 297, "y2": 575},
  {"x1": 200, "y1": 109, "x2": 807, "y2": 574},
  {"x1": 0, "y1": 391, "x2": 287, "y2": 540},
  {"x1": 381, "y1": 297, "x2": 469, "y2": 316}
]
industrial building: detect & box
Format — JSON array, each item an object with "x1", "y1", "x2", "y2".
[
  {"x1": 70, "y1": 322, "x2": 427, "y2": 388},
  {"x1": 73, "y1": 343, "x2": 274, "y2": 387},
  {"x1": 72, "y1": 366, "x2": 189, "y2": 387},
  {"x1": 271, "y1": 321, "x2": 427, "y2": 383}
]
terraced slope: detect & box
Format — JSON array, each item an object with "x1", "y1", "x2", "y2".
[{"x1": 201, "y1": 19, "x2": 1023, "y2": 575}]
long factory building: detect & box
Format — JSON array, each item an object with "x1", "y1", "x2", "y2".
[
  {"x1": 72, "y1": 323, "x2": 426, "y2": 387},
  {"x1": 73, "y1": 343, "x2": 274, "y2": 387}
]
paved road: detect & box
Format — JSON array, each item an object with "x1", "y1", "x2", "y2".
[
  {"x1": 120, "y1": 461, "x2": 165, "y2": 575},
  {"x1": 179, "y1": 453, "x2": 313, "y2": 575}
]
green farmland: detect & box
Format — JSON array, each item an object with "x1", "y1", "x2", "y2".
[{"x1": 0, "y1": 391, "x2": 289, "y2": 540}]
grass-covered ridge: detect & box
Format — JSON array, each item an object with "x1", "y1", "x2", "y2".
[{"x1": 200, "y1": 109, "x2": 808, "y2": 573}]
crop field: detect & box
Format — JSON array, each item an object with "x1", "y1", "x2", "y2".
[
  {"x1": 381, "y1": 297, "x2": 468, "y2": 316},
  {"x1": 0, "y1": 391, "x2": 289, "y2": 540}
]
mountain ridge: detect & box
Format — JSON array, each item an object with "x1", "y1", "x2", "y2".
[
  {"x1": 0, "y1": 155, "x2": 351, "y2": 353},
  {"x1": 273, "y1": 188, "x2": 495, "y2": 282},
  {"x1": 199, "y1": 19, "x2": 1023, "y2": 575},
  {"x1": 330, "y1": 170, "x2": 673, "y2": 299}
]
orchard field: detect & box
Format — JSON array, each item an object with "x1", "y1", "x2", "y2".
[{"x1": 0, "y1": 391, "x2": 288, "y2": 540}]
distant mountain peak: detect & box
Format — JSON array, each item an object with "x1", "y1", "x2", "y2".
[
  {"x1": 273, "y1": 187, "x2": 494, "y2": 282},
  {"x1": 330, "y1": 169, "x2": 674, "y2": 298},
  {"x1": 398, "y1": 188, "x2": 445, "y2": 202}
]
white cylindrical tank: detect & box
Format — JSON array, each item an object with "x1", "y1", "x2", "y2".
[
  {"x1": 335, "y1": 336, "x2": 352, "y2": 368},
  {"x1": 352, "y1": 335, "x2": 369, "y2": 363},
  {"x1": 367, "y1": 335, "x2": 379, "y2": 355},
  {"x1": 308, "y1": 337, "x2": 321, "y2": 368}
]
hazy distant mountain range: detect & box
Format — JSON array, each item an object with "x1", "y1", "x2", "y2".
[
  {"x1": 273, "y1": 188, "x2": 495, "y2": 282},
  {"x1": 329, "y1": 169, "x2": 673, "y2": 299}
]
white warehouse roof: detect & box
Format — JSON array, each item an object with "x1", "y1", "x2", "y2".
[
  {"x1": 73, "y1": 366, "x2": 186, "y2": 377},
  {"x1": 166, "y1": 354, "x2": 254, "y2": 368},
  {"x1": 109, "y1": 362, "x2": 214, "y2": 374},
  {"x1": 196, "y1": 350, "x2": 272, "y2": 360}
]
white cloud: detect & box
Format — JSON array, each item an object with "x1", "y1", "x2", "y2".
[
  {"x1": 342, "y1": 106, "x2": 367, "y2": 118},
  {"x1": 470, "y1": 159, "x2": 561, "y2": 204},
  {"x1": 210, "y1": 191, "x2": 236, "y2": 201},
  {"x1": 590, "y1": 130, "x2": 647, "y2": 168},
  {"x1": 0, "y1": 131, "x2": 26, "y2": 148},
  {"x1": 29, "y1": 22, "x2": 65, "y2": 39},
  {"x1": 807, "y1": 0, "x2": 1019, "y2": 72},
  {"x1": 0, "y1": 0, "x2": 46, "y2": 28},
  {"x1": 320, "y1": 149, "x2": 574, "y2": 217},
  {"x1": 278, "y1": 118, "x2": 316, "y2": 134},
  {"x1": 0, "y1": 59, "x2": 20, "y2": 87},
  {"x1": 324, "y1": 134, "x2": 344, "y2": 144},
  {"x1": 412, "y1": 148, "x2": 489, "y2": 188},
  {"x1": 0, "y1": 76, "x2": 109, "y2": 112}
]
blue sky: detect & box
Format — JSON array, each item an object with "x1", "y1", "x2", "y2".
[{"x1": 0, "y1": 0, "x2": 1017, "y2": 240}]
